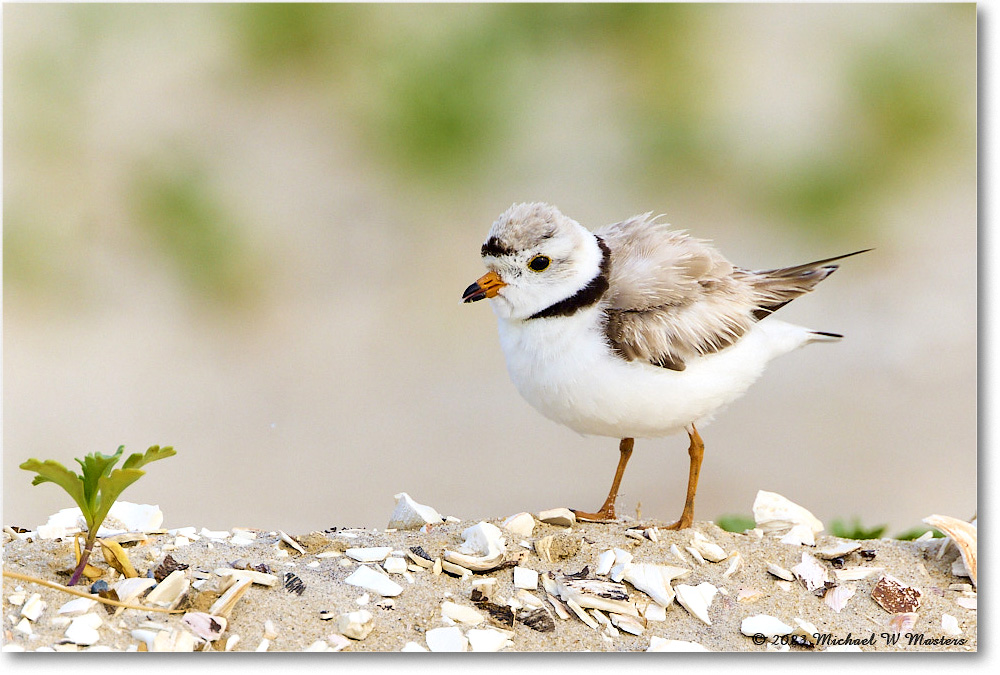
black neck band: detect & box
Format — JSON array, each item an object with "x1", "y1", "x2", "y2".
[{"x1": 527, "y1": 236, "x2": 611, "y2": 321}]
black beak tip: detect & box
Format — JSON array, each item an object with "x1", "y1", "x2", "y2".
[{"x1": 462, "y1": 282, "x2": 486, "y2": 303}]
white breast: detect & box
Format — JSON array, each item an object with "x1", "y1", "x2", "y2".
[{"x1": 495, "y1": 307, "x2": 814, "y2": 439}]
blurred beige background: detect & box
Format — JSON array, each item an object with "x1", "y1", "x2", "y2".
[{"x1": 3, "y1": 4, "x2": 976, "y2": 535}]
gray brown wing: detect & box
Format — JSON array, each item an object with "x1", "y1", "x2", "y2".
[{"x1": 597, "y1": 215, "x2": 866, "y2": 371}]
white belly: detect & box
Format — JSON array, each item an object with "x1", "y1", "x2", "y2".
[{"x1": 495, "y1": 307, "x2": 813, "y2": 439}]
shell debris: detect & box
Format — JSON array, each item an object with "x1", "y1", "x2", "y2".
[
  {"x1": 689, "y1": 531, "x2": 727, "y2": 562},
  {"x1": 537, "y1": 508, "x2": 575, "y2": 527},
  {"x1": 752, "y1": 490, "x2": 824, "y2": 546},
  {"x1": 923, "y1": 514, "x2": 977, "y2": 587},
  {"x1": 824, "y1": 583, "x2": 857, "y2": 613},
  {"x1": 647, "y1": 636, "x2": 711, "y2": 651},
  {"x1": 344, "y1": 565, "x2": 403, "y2": 597},
  {"x1": 467, "y1": 628, "x2": 514, "y2": 652},
  {"x1": 337, "y1": 610, "x2": 375, "y2": 640},
  {"x1": 425, "y1": 626, "x2": 468, "y2": 652},
  {"x1": 513, "y1": 566, "x2": 539, "y2": 590},
  {"x1": 791, "y1": 552, "x2": 830, "y2": 593},
  {"x1": 674, "y1": 582, "x2": 717, "y2": 625},
  {"x1": 741, "y1": 614, "x2": 794, "y2": 638},
  {"x1": 555, "y1": 578, "x2": 638, "y2": 617},
  {"x1": 871, "y1": 574, "x2": 922, "y2": 614},
  {"x1": 345, "y1": 547, "x2": 393, "y2": 563},
  {"x1": 621, "y1": 563, "x2": 689, "y2": 608},
  {"x1": 501, "y1": 512, "x2": 535, "y2": 537},
  {"x1": 766, "y1": 562, "x2": 795, "y2": 581},
  {"x1": 441, "y1": 601, "x2": 486, "y2": 626},
  {"x1": 386, "y1": 492, "x2": 444, "y2": 530}
]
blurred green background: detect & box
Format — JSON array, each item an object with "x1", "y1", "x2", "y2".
[{"x1": 4, "y1": 3, "x2": 976, "y2": 533}]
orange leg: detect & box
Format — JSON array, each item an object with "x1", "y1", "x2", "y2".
[
  {"x1": 573, "y1": 438, "x2": 634, "y2": 522},
  {"x1": 665, "y1": 425, "x2": 704, "y2": 530}
]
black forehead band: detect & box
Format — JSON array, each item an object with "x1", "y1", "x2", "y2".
[{"x1": 481, "y1": 236, "x2": 516, "y2": 258}]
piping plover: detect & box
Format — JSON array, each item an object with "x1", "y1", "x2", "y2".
[{"x1": 463, "y1": 202, "x2": 866, "y2": 528}]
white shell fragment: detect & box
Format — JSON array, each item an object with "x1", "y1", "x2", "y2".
[
  {"x1": 741, "y1": 614, "x2": 794, "y2": 638},
  {"x1": 345, "y1": 565, "x2": 403, "y2": 597},
  {"x1": 766, "y1": 562, "x2": 795, "y2": 582},
  {"x1": 386, "y1": 492, "x2": 444, "y2": 530},
  {"x1": 183, "y1": 612, "x2": 227, "y2": 641},
  {"x1": 825, "y1": 583, "x2": 857, "y2": 613},
  {"x1": 834, "y1": 567, "x2": 883, "y2": 582},
  {"x1": 425, "y1": 626, "x2": 468, "y2": 652},
  {"x1": 537, "y1": 508, "x2": 575, "y2": 527},
  {"x1": 58, "y1": 597, "x2": 98, "y2": 616},
  {"x1": 441, "y1": 601, "x2": 485, "y2": 625},
  {"x1": 941, "y1": 614, "x2": 962, "y2": 636},
  {"x1": 923, "y1": 514, "x2": 977, "y2": 587},
  {"x1": 689, "y1": 531, "x2": 727, "y2": 562},
  {"x1": 443, "y1": 549, "x2": 503, "y2": 572},
  {"x1": 556, "y1": 578, "x2": 639, "y2": 617},
  {"x1": 815, "y1": 541, "x2": 862, "y2": 559},
  {"x1": 752, "y1": 491, "x2": 823, "y2": 545},
  {"x1": 214, "y1": 568, "x2": 280, "y2": 587},
  {"x1": 467, "y1": 628, "x2": 514, "y2": 652},
  {"x1": 64, "y1": 613, "x2": 103, "y2": 646},
  {"x1": 19, "y1": 594, "x2": 46, "y2": 622},
  {"x1": 501, "y1": 512, "x2": 535, "y2": 537},
  {"x1": 383, "y1": 557, "x2": 408, "y2": 574},
  {"x1": 337, "y1": 610, "x2": 374, "y2": 640},
  {"x1": 513, "y1": 566, "x2": 539, "y2": 590},
  {"x1": 209, "y1": 578, "x2": 252, "y2": 618},
  {"x1": 674, "y1": 582, "x2": 717, "y2": 625},
  {"x1": 346, "y1": 547, "x2": 393, "y2": 563},
  {"x1": 145, "y1": 570, "x2": 189, "y2": 608},
  {"x1": 791, "y1": 552, "x2": 830, "y2": 593},
  {"x1": 595, "y1": 550, "x2": 616, "y2": 576},
  {"x1": 458, "y1": 522, "x2": 506, "y2": 557},
  {"x1": 622, "y1": 563, "x2": 689, "y2": 607}
]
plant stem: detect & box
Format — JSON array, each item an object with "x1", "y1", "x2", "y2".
[{"x1": 67, "y1": 533, "x2": 97, "y2": 587}]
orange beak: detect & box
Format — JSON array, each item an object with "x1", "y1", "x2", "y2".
[{"x1": 462, "y1": 270, "x2": 507, "y2": 303}]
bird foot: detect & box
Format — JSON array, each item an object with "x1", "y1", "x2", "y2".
[
  {"x1": 663, "y1": 513, "x2": 694, "y2": 531},
  {"x1": 571, "y1": 507, "x2": 618, "y2": 523}
]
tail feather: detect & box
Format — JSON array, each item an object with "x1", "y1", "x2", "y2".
[{"x1": 749, "y1": 248, "x2": 871, "y2": 321}]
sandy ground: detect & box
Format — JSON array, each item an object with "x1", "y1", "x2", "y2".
[{"x1": 2, "y1": 506, "x2": 977, "y2": 653}]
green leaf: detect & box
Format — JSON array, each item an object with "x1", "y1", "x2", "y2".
[
  {"x1": 122, "y1": 445, "x2": 176, "y2": 471},
  {"x1": 19, "y1": 458, "x2": 89, "y2": 515},
  {"x1": 830, "y1": 517, "x2": 887, "y2": 540},
  {"x1": 91, "y1": 468, "x2": 147, "y2": 532},
  {"x1": 75, "y1": 446, "x2": 125, "y2": 518},
  {"x1": 715, "y1": 514, "x2": 756, "y2": 533}
]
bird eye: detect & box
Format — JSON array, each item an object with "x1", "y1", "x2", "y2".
[{"x1": 528, "y1": 255, "x2": 551, "y2": 272}]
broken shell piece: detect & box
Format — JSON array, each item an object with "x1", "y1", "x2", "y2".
[
  {"x1": 815, "y1": 541, "x2": 862, "y2": 560},
  {"x1": 513, "y1": 566, "x2": 539, "y2": 590},
  {"x1": 888, "y1": 612, "x2": 919, "y2": 634},
  {"x1": 778, "y1": 524, "x2": 817, "y2": 547},
  {"x1": 425, "y1": 626, "x2": 468, "y2": 652},
  {"x1": 113, "y1": 577, "x2": 158, "y2": 605},
  {"x1": 871, "y1": 574, "x2": 922, "y2": 614},
  {"x1": 766, "y1": 563, "x2": 795, "y2": 582},
  {"x1": 406, "y1": 546, "x2": 434, "y2": 568},
  {"x1": 467, "y1": 627, "x2": 514, "y2": 652},
  {"x1": 337, "y1": 610, "x2": 374, "y2": 640},
  {"x1": 674, "y1": 582, "x2": 717, "y2": 625},
  {"x1": 345, "y1": 565, "x2": 403, "y2": 597},
  {"x1": 534, "y1": 535, "x2": 554, "y2": 563},
  {"x1": 502, "y1": 512, "x2": 535, "y2": 538},
  {"x1": 941, "y1": 614, "x2": 962, "y2": 636},
  {"x1": 955, "y1": 596, "x2": 977, "y2": 611},
  {"x1": 609, "y1": 548, "x2": 634, "y2": 582},
  {"x1": 723, "y1": 552, "x2": 742, "y2": 578},
  {"x1": 647, "y1": 636, "x2": 711, "y2": 652},
  {"x1": 183, "y1": 612, "x2": 227, "y2": 641},
  {"x1": 470, "y1": 578, "x2": 497, "y2": 603},
  {"x1": 537, "y1": 508, "x2": 575, "y2": 527},
  {"x1": 792, "y1": 618, "x2": 821, "y2": 644},
  {"x1": 19, "y1": 594, "x2": 46, "y2": 622},
  {"x1": 58, "y1": 597, "x2": 98, "y2": 616},
  {"x1": 278, "y1": 530, "x2": 306, "y2": 554},
  {"x1": 441, "y1": 601, "x2": 485, "y2": 625},
  {"x1": 458, "y1": 522, "x2": 506, "y2": 558},
  {"x1": 443, "y1": 549, "x2": 504, "y2": 573},
  {"x1": 923, "y1": 514, "x2": 977, "y2": 587},
  {"x1": 737, "y1": 588, "x2": 764, "y2": 603},
  {"x1": 622, "y1": 563, "x2": 689, "y2": 607},
  {"x1": 824, "y1": 583, "x2": 856, "y2": 613},
  {"x1": 441, "y1": 559, "x2": 473, "y2": 579},
  {"x1": 595, "y1": 550, "x2": 616, "y2": 576},
  {"x1": 64, "y1": 613, "x2": 103, "y2": 646},
  {"x1": 518, "y1": 606, "x2": 556, "y2": 632},
  {"x1": 145, "y1": 569, "x2": 189, "y2": 608},
  {"x1": 383, "y1": 557, "x2": 408, "y2": 574},
  {"x1": 752, "y1": 491, "x2": 823, "y2": 545},
  {"x1": 386, "y1": 492, "x2": 444, "y2": 530},
  {"x1": 834, "y1": 567, "x2": 883, "y2": 582},
  {"x1": 556, "y1": 578, "x2": 639, "y2": 617},
  {"x1": 210, "y1": 578, "x2": 252, "y2": 618},
  {"x1": 345, "y1": 547, "x2": 393, "y2": 563},
  {"x1": 689, "y1": 531, "x2": 727, "y2": 562},
  {"x1": 215, "y1": 568, "x2": 280, "y2": 587},
  {"x1": 791, "y1": 552, "x2": 830, "y2": 593},
  {"x1": 610, "y1": 612, "x2": 644, "y2": 635},
  {"x1": 741, "y1": 614, "x2": 794, "y2": 638}
]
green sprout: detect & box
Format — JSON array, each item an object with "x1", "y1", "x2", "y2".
[{"x1": 20, "y1": 445, "x2": 176, "y2": 586}]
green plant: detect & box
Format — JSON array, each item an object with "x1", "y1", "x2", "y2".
[
  {"x1": 715, "y1": 514, "x2": 756, "y2": 533},
  {"x1": 20, "y1": 445, "x2": 175, "y2": 586},
  {"x1": 830, "y1": 517, "x2": 887, "y2": 540}
]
